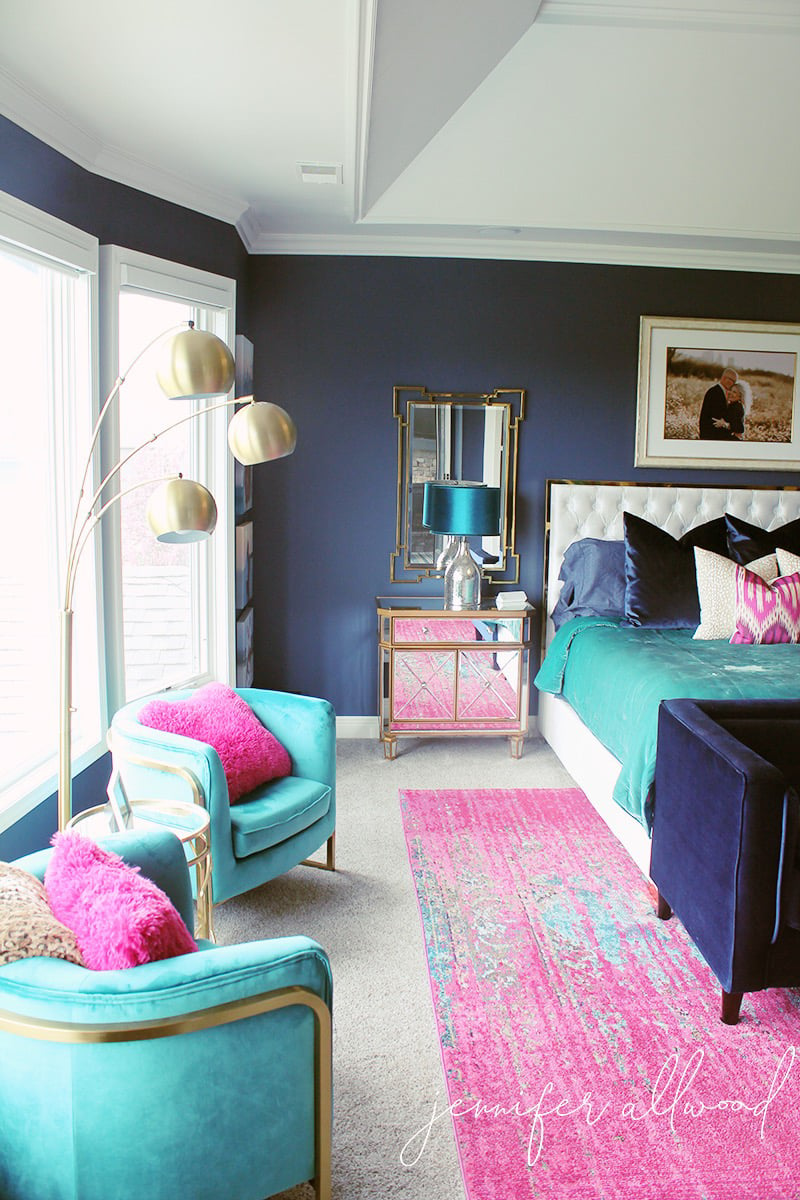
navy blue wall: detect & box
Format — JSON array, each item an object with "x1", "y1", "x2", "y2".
[
  {"x1": 3, "y1": 113, "x2": 800, "y2": 855},
  {"x1": 247, "y1": 255, "x2": 800, "y2": 714},
  {"x1": 0, "y1": 117, "x2": 249, "y2": 857},
  {"x1": 0, "y1": 116, "x2": 249, "y2": 295}
]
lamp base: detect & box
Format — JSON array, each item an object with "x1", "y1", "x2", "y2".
[
  {"x1": 443, "y1": 536, "x2": 482, "y2": 610},
  {"x1": 435, "y1": 534, "x2": 459, "y2": 572}
]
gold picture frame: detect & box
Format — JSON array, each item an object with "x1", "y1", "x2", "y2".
[{"x1": 635, "y1": 315, "x2": 800, "y2": 469}]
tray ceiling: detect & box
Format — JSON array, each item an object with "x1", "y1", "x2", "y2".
[{"x1": 2, "y1": 0, "x2": 800, "y2": 270}]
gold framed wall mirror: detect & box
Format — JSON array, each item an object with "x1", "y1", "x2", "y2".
[{"x1": 391, "y1": 386, "x2": 526, "y2": 584}]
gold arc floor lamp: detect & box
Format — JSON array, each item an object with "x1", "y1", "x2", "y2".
[{"x1": 58, "y1": 322, "x2": 296, "y2": 832}]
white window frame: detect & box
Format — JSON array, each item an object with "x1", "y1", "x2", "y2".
[
  {"x1": 0, "y1": 190, "x2": 100, "y2": 834},
  {"x1": 99, "y1": 246, "x2": 237, "y2": 717}
]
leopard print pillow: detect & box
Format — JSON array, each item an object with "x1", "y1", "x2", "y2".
[{"x1": 0, "y1": 862, "x2": 85, "y2": 967}]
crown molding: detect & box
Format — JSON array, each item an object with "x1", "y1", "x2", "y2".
[
  {"x1": 235, "y1": 207, "x2": 264, "y2": 254},
  {"x1": 241, "y1": 226, "x2": 800, "y2": 274},
  {"x1": 0, "y1": 69, "x2": 247, "y2": 226},
  {"x1": 91, "y1": 144, "x2": 248, "y2": 226},
  {"x1": 537, "y1": 0, "x2": 800, "y2": 32},
  {"x1": 538, "y1": 0, "x2": 800, "y2": 31},
  {"x1": 0, "y1": 69, "x2": 102, "y2": 169},
  {"x1": 6, "y1": 53, "x2": 800, "y2": 275}
]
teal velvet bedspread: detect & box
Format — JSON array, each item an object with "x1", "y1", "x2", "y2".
[{"x1": 535, "y1": 616, "x2": 800, "y2": 830}]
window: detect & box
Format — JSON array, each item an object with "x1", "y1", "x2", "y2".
[
  {"x1": 0, "y1": 192, "x2": 99, "y2": 830},
  {"x1": 100, "y1": 247, "x2": 236, "y2": 716},
  {"x1": 0, "y1": 205, "x2": 238, "y2": 834}
]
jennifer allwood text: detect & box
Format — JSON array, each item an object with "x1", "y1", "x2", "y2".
[{"x1": 401, "y1": 1047, "x2": 796, "y2": 1168}]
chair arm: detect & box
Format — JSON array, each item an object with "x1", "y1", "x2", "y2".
[
  {"x1": 110, "y1": 710, "x2": 226, "y2": 808},
  {"x1": 240, "y1": 690, "x2": 336, "y2": 788},
  {"x1": 109, "y1": 713, "x2": 235, "y2": 863},
  {"x1": 0, "y1": 937, "x2": 333, "y2": 1200},
  {"x1": 0, "y1": 935, "x2": 332, "y2": 1029},
  {"x1": 112, "y1": 689, "x2": 336, "y2": 794}
]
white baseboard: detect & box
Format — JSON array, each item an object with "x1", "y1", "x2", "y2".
[{"x1": 336, "y1": 716, "x2": 380, "y2": 739}]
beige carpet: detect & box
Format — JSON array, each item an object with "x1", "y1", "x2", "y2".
[{"x1": 212, "y1": 734, "x2": 575, "y2": 1199}]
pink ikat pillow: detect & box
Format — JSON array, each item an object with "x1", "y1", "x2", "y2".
[{"x1": 730, "y1": 565, "x2": 800, "y2": 645}]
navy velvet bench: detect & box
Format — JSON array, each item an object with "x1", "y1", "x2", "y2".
[{"x1": 650, "y1": 698, "x2": 800, "y2": 1025}]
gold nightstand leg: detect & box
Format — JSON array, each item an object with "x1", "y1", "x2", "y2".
[{"x1": 509, "y1": 735, "x2": 524, "y2": 759}]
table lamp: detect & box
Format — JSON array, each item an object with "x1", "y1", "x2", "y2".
[{"x1": 422, "y1": 481, "x2": 501, "y2": 610}]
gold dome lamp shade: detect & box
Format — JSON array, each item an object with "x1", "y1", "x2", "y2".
[
  {"x1": 156, "y1": 323, "x2": 236, "y2": 400},
  {"x1": 227, "y1": 397, "x2": 297, "y2": 465},
  {"x1": 145, "y1": 477, "x2": 218, "y2": 543}
]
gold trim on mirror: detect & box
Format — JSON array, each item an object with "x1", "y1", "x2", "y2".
[{"x1": 390, "y1": 386, "x2": 525, "y2": 584}]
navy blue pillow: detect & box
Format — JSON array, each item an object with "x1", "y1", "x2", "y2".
[
  {"x1": 623, "y1": 513, "x2": 729, "y2": 629},
  {"x1": 725, "y1": 514, "x2": 800, "y2": 565},
  {"x1": 551, "y1": 538, "x2": 626, "y2": 629}
]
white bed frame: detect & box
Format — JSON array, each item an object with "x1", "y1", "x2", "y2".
[{"x1": 538, "y1": 480, "x2": 800, "y2": 877}]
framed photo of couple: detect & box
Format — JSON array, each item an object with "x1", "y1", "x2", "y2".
[{"x1": 635, "y1": 315, "x2": 800, "y2": 469}]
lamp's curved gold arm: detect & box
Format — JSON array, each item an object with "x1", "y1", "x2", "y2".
[
  {"x1": 64, "y1": 321, "x2": 192, "y2": 592},
  {"x1": 57, "y1": 324, "x2": 238, "y2": 832},
  {"x1": 65, "y1": 397, "x2": 240, "y2": 610}
]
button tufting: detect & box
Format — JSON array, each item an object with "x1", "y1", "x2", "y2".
[{"x1": 545, "y1": 481, "x2": 800, "y2": 643}]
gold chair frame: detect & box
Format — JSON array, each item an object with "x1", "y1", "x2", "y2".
[{"x1": 0, "y1": 984, "x2": 332, "y2": 1200}]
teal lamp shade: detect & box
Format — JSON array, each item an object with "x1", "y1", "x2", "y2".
[{"x1": 423, "y1": 481, "x2": 501, "y2": 536}]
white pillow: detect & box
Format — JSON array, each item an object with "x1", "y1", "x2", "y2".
[
  {"x1": 777, "y1": 547, "x2": 800, "y2": 576},
  {"x1": 693, "y1": 547, "x2": 778, "y2": 640}
]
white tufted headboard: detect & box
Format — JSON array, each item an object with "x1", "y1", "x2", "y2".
[{"x1": 543, "y1": 479, "x2": 800, "y2": 647}]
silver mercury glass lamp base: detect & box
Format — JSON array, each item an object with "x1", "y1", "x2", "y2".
[
  {"x1": 435, "y1": 534, "x2": 459, "y2": 572},
  {"x1": 443, "y1": 536, "x2": 482, "y2": 610}
]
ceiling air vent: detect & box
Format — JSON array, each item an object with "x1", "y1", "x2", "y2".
[{"x1": 297, "y1": 162, "x2": 343, "y2": 185}]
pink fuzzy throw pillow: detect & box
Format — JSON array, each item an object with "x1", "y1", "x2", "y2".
[
  {"x1": 44, "y1": 832, "x2": 197, "y2": 970},
  {"x1": 137, "y1": 683, "x2": 291, "y2": 803}
]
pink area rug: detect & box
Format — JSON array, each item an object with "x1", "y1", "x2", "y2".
[{"x1": 400, "y1": 788, "x2": 800, "y2": 1200}]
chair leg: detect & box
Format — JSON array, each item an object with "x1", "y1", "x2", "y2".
[
  {"x1": 302, "y1": 832, "x2": 336, "y2": 872},
  {"x1": 721, "y1": 990, "x2": 743, "y2": 1025},
  {"x1": 655, "y1": 890, "x2": 672, "y2": 920}
]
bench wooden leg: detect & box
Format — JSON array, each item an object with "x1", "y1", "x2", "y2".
[
  {"x1": 655, "y1": 891, "x2": 672, "y2": 920},
  {"x1": 721, "y1": 990, "x2": 743, "y2": 1025}
]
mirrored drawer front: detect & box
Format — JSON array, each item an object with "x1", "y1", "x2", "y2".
[
  {"x1": 392, "y1": 651, "x2": 455, "y2": 720},
  {"x1": 393, "y1": 616, "x2": 522, "y2": 644},
  {"x1": 457, "y1": 649, "x2": 520, "y2": 720}
]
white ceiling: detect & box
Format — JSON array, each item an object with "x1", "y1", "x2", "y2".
[{"x1": 3, "y1": 0, "x2": 800, "y2": 271}]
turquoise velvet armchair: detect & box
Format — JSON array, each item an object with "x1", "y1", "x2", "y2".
[
  {"x1": 109, "y1": 688, "x2": 336, "y2": 908},
  {"x1": 0, "y1": 830, "x2": 332, "y2": 1200}
]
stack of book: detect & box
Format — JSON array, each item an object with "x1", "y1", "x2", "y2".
[{"x1": 495, "y1": 590, "x2": 529, "y2": 610}]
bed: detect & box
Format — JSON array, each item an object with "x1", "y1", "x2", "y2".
[{"x1": 535, "y1": 480, "x2": 800, "y2": 876}]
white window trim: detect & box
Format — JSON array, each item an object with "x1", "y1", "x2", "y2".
[
  {"x1": 99, "y1": 245, "x2": 237, "y2": 718},
  {"x1": 0, "y1": 190, "x2": 97, "y2": 272},
  {"x1": 0, "y1": 190, "x2": 101, "y2": 835}
]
